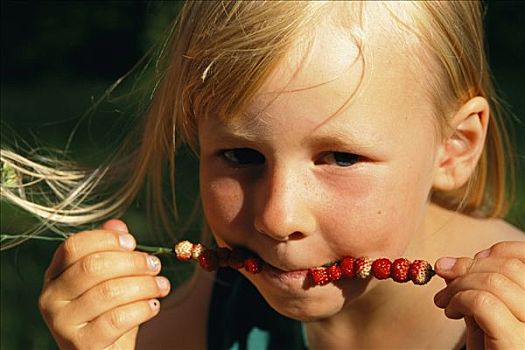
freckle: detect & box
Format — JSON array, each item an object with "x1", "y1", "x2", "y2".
[{"x1": 377, "y1": 210, "x2": 382, "y2": 215}]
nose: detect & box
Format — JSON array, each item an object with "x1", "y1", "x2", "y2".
[{"x1": 253, "y1": 163, "x2": 316, "y2": 242}]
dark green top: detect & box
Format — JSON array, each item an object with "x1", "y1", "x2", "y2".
[{"x1": 207, "y1": 268, "x2": 308, "y2": 350}]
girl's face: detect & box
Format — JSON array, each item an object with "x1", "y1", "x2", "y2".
[{"x1": 199, "y1": 18, "x2": 440, "y2": 320}]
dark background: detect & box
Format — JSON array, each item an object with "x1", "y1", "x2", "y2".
[{"x1": 1, "y1": 1, "x2": 524, "y2": 349}]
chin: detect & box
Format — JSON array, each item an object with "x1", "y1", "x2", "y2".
[
  {"x1": 271, "y1": 300, "x2": 345, "y2": 322},
  {"x1": 277, "y1": 291, "x2": 349, "y2": 321},
  {"x1": 251, "y1": 277, "x2": 364, "y2": 321}
]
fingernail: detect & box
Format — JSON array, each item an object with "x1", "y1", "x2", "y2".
[
  {"x1": 147, "y1": 255, "x2": 161, "y2": 271},
  {"x1": 149, "y1": 299, "x2": 159, "y2": 311},
  {"x1": 437, "y1": 257, "x2": 456, "y2": 271},
  {"x1": 118, "y1": 234, "x2": 135, "y2": 250},
  {"x1": 156, "y1": 277, "x2": 170, "y2": 290},
  {"x1": 475, "y1": 249, "x2": 490, "y2": 259},
  {"x1": 434, "y1": 291, "x2": 444, "y2": 307}
]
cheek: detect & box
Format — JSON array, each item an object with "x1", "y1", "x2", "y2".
[
  {"x1": 324, "y1": 162, "x2": 434, "y2": 257},
  {"x1": 200, "y1": 169, "x2": 245, "y2": 234}
]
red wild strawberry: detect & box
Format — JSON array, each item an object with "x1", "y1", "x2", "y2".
[
  {"x1": 228, "y1": 248, "x2": 247, "y2": 269},
  {"x1": 309, "y1": 267, "x2": 330, "y2": 286},
  {"x1": 216, "y1": 247, "x2": 231, "y2": 267},
  {"x1": 198, "y1": 249, "x2": 219, "y2": 272},
  {"x1": 327, "y1": 264, "x2": 342, "y2": 282},
  {"x1": 391, "y1": 258, "x2": 411, "y2": 283},
  {"x1": 244, "y1": 256, "x2": 264, "y2": 274},
  {"x1": 371, "y1": 258, "x2": 391, "y2": 280},
  {"x1": 409, "y1": 259, "x2": 435, "y2": 285},
  {"x1": 355, "y1": 256, "x2": 373, "y2": 279},
  {"x1": 339, "y1": 257, "x2": 356, "y2": 278}
]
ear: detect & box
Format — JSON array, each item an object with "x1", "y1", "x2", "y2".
[{"x1": 433, "y1": 96, "x2": 489, "y2": 191}]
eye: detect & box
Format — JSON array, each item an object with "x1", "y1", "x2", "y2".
[
  {"x1": 222, "y1": 148, "x2": 265, "y2": 166},
  {"x1": 321, "y1": 152, "x2": 360, "y2": 167}
]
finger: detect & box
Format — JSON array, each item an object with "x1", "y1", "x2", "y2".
[
  {"x1": 101, "y1": 219, "x2": 129, "y2": 233},
  {"x1": 444, "y1": 289, "x2": 518, "y2": 339},
  {"x1": 112, "y1": 327, "x2": 139, "y2": 349},
  {"x1": 478, "y1": 241, "x2": 525, "y2": 262},
  {"x1": 464, "y1": 316, "x2": 484, "y2": 350},
  {"x1": 435, "y1": 257, "x2": 525, "y2": 288},
  {"x1": 435, "y1": 272, "x2": 525, "y2": 322},
  {"x1": 63, "y1": 275, "x2": 170, "y2": 325},
  {"x1": 45, "y1": 230, "x2": 136, "y2": 282},
  {"x1": 77, "y1": 299, "x2": 160, "y2": 349},
  {"x1": 49, "y1": 251, "x2": 161, "y2": 300}
]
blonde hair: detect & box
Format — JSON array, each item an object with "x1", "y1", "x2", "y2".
[{"x1": 0, "y1": 1, "x2": 514, "y2": 248}]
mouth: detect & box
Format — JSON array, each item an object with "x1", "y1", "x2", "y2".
[
  {"x1": 262, "y1": 263, "x2": 312, "y2": 287},
  {"x1": 261, "y1": 256, "x2": 333, "y2": 274},
  {"x1": 262, "y1": 260, "x2": 310, "y2": 277}
]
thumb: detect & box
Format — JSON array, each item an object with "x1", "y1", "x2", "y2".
[
  {"x1": 434, "y1": 257, "x2": 474, "y2": 281},
  {"x1": 101, "y1": 219, "x2": 129, "y2": 234}
]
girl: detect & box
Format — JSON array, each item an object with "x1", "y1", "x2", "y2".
[{"x1": 1, "y1": 1, "x2": 524, "y2": 349}]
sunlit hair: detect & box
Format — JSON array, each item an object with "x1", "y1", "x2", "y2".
[{"x1": 0, "y1": 1, "x2": 514, "y2": 248}]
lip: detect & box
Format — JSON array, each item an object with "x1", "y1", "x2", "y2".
[
  {"x1": 264, "y1": 263, "x2": 310, "y2": 278},
  {"x1": 257, "y1": 253, "x2": 339, "y2": 273},
  {"x1": 259, "y1": 262, "x2": 311, "y2": 287}
]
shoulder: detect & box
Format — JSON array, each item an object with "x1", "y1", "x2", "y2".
[
  {"x1": 427, "y1": 204, "x2": 524, "y2": 259},
  {"x1": 438, "y1": 206, "x2": 523, "y2": 257},
  {"x1": 472, "y1": 217, "x2": 524, "y2": 254},
  {"x1": 461, "y1": 214, "x2": 524, "y2": 246},
  {"x1": 136, "y1": 269, "x2": 216, "y2": 349}
]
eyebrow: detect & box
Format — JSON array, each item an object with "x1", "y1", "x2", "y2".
[
  {"x1": 206, "y1": 108, "x2": 376, "y2": 150},
  {"x1": 208, "y1": 122, "x2": 371, "y2": 152},
  {"x1": 205, "y1": 122, "x2": 270, "y2": 143},
  {"x1": 303, "y1": 132, "x2": 369, "y2": 150},
  {"x1": 207, "y1": 109, "x2": 275, "y2": 142}
]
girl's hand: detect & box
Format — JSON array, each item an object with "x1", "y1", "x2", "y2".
[
  {"x1": 38, "y1": 220, "x2": 171, "y2": 350},
  {"x1": 434, "y1": 241, "x2": 525, "y2": 350}
]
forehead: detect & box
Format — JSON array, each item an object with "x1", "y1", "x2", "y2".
[
  {"x1": 258, "y1": 4, "x2": 424, "y2": 101},
  {"x1": 200, "y1": 3, "x2": 432, "y2": 138}
]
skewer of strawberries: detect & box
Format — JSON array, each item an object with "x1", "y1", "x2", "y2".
[{"x1": 174, "y1": 241, "x2": 435, "y2": 286}]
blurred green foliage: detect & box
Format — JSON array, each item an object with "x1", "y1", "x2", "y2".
[{"x1": 1, "y1": 1, "x2": 524, "y2": 349}]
